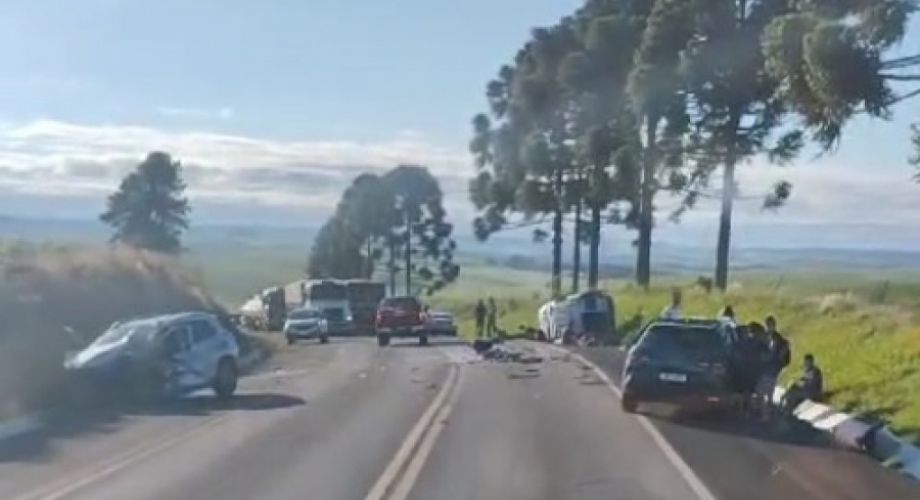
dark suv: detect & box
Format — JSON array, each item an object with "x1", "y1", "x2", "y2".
[
  {"x1": 375, "y1": 296, "x2": 428, "y2": 346},
  {"x1": 621, "y1": 319, "x2": 737, "y2": 413}
]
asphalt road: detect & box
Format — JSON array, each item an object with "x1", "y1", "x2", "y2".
[{"x1": 0, "y1": 338, "x2": 916, "y2": 500}]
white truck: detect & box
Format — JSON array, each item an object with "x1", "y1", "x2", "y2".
[{"x1": 302, "y1": 280, "x2": 354, "y2": 336}]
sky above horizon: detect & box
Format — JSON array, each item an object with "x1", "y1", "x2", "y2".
[{"x1": 0, "y1": 0, "x2": 919, "y2": 250}]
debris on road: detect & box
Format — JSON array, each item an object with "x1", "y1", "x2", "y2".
[{"x1": 474, "y1": 342, "x2": 543, "y2": 364}]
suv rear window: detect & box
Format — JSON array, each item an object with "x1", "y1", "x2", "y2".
[
  {"x1": 380, "y1": 297, "x2": 420, "y2": 310},
  {"x1": 639, "y1": 324, "x2": 726, "y2": 354}
]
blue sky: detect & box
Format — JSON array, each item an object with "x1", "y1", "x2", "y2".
[{"x1": 0, "y1": 0, "x2": 917, "y2": 249}]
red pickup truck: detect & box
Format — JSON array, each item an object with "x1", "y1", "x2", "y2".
[{"x1": 375, "y1": 296, "x2": 428, "y2": 346}]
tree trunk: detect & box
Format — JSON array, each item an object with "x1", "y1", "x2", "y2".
[
  {"x1": 551, "y1": 168, "x2": 564, "y2": 298},
  {"x1": 636, "y1": 119, "x2": 658, "y2": 288},
  {"x1": 715, "y1": 112, "x2": 741, "y2": 291},
  {"x1": 572, "y1": 200, "x2": 582, "y2": 294},
  {"x1": 552, "y1": 207, "x2": 563, "y2": 298},
  {"x1": 365, "y1": 237, "x2": 373, "y2": 279},
  {"x1": 404, "y1": 229, "x2": 412, "y2": 296},
  {"x1": 588, "y1": 202, "x2": 601, "y2": 289}
]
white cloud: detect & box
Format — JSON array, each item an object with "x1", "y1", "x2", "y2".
[
  {"x1": 0, "y1": 117, "x2": 916, "y2": 248},
  {"x1": 0, "y1": 119, "x2": 473, "y2": 216},
  {"x1": 157, "y1": 106, "x2": 235, "y2": 120}
]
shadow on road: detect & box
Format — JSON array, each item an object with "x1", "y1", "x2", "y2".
[
  {"x1": 0, "y1": 391, "x2": 305, "y2": 464},
  {"x1": 135, "y1": 392, "x2": 306, "y2": 416},
  {"x1": 575, "y1": 346, "x2": 830, "y2": 450},
  {"x1": 650, "y1": 410, "x2": 831, "y2": 448}
]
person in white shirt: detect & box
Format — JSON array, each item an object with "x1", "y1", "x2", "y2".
[{"x1": 660, "y1": 288, "x2": 684, "y2": 320}]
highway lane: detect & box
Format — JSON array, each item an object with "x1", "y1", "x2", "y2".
[
  {"x1": 574, "y1": 346, "x2": 920, "y2": 500},
  {"x1": 0, "y1": 338, "x2": 450, "y2": 500},
  {"x1": 0, "y1": 337, "x2": 916, "y2": 500},
  {"x1": 407, "y1": 345, "x2": 702, "y2": 500}
]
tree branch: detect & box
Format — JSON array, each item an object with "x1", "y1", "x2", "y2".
[
  {"x1": 882, "y1": 53, "x2": 920, "y2": 70},
  {"x1": 882, "y1": 74, "x2": 920, "y2": 81}
]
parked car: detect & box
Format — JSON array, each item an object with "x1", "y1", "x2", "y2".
[
  {"x1": 284, "y1": 307, "x2": 329, "y2": 344},
  {"x1": 375, "y1": 296, "x2": 428, "y2": 346},
  {"x1": 65, "y1": 312, "x2": 240, "y2": 400},
  {"x1": 621, "y1": 319, "x2": 736, "y2": 413},
  {"x1": 426, "y1": 310, "x2": 457, "y2": 336}
]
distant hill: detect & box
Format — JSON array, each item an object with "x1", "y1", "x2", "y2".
[{"x1": 0, "y1": 215, "x2": 917, "y2": 275}]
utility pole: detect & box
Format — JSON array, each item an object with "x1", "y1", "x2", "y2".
[{"x1": 404, "y1": 204, "x2": 412, "y2": 296}]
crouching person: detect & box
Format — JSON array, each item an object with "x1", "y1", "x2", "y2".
[{"x1": 781, "y1": 354, "x2": 824, "y2": 415}]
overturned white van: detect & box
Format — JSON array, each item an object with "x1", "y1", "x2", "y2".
[{"x1": 538, "y1": 290, "x2": 616, "y2": 343}]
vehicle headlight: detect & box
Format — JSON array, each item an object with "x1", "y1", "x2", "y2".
[{"x1": 345, "y1": 314, "x2": 353, "y2": 323}]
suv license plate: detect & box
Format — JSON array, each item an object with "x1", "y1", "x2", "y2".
[{"x1": 659, "y1": 372, "x2": 687, "y2": 383}]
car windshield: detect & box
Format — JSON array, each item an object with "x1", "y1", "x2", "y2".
[
  {"x1": 94, "y1": 322, "x2": 158, "y2": 346},
  {"x1": 289, "y1": 309, "x2": 321, "y2": 320}
]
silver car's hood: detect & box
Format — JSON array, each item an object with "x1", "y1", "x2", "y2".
[{"x1": 66, "y1": 338, "x2": 130, "y2": 369}]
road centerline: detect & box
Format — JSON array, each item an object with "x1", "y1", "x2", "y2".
[{"x1": 363, "y1": 363, "x2": 460, "y2": 500}]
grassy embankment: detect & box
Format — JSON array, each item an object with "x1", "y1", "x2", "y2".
[
  {"x1": 429, "y1": 265, "x2": 920, "y2": 440},
  {"x1": 0, "y1": 241, "x2": 224, "y2": 419}
]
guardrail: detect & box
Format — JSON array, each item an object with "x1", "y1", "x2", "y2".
[{"x1": 773, "y1": 387, "x2": 920, "y2": 481}]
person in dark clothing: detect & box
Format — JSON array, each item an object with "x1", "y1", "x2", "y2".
[
  {"x1": 757, "y1": 315, "x2": 792, "y2": 419},
  {"x1": 719, "y1": 305, "x2": 736, "y2": 324},
  {"x1": 474, "y1": 300, "x2": 487, "y2": 338},
  {"x1": 730, "y1": 322, "x2": 768, "y2": 417},
  {"x1": 782, "y1": 354, "x2": 824, "y2": 414},
  {"x1": 486, "y1": 297, "x2": 498, "y2": 337}
]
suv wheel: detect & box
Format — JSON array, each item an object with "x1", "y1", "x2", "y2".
[
  {"x1": 377, "y1": 334, "x2": 390, "y2": 347},
  {"x1": 621, "y1": 393, "x2": 638, "y2": 413},
  {"x1": 418, "y1": 334, "x2": 429, "y2": 346},
  {"x1": 213, "y1": 359, "x2": 238, "y2": 399}
]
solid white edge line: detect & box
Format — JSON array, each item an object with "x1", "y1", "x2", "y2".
[
  {"x1": 364, "y1": 364, "x2": 459, "y2": 500},
  {"x1": 548, "y1": 345, "x2": 719, "y2": 500}
]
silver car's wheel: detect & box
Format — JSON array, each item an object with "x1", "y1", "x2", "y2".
[{"x1": 213, "y1": 359, "x2": 238, "y2": 399}]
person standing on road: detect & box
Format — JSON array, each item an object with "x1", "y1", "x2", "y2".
[
  {"x1": 757, "y1": 315, "x2": 791, "y2": 419},
  {"x1": 474, "y1": 300, "x2": 487, "y2": 338},
  {"x1": 660, "y1": 288, "x2": 684, "y2": 320},
  {"x1": 486, "y1": 297, "x2": 498, "y2": 337}
]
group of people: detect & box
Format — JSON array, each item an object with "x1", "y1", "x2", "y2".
[
  {"x1": 661, "y1": 289, "x2": 824, "y2": 419},
  {"x1": 474, "y1": 297, "x2": 499, "y2": 338}
]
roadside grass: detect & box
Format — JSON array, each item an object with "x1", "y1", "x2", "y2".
[{"x1": 432, "y1": 266, "x2": 920, "y2": 441}]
